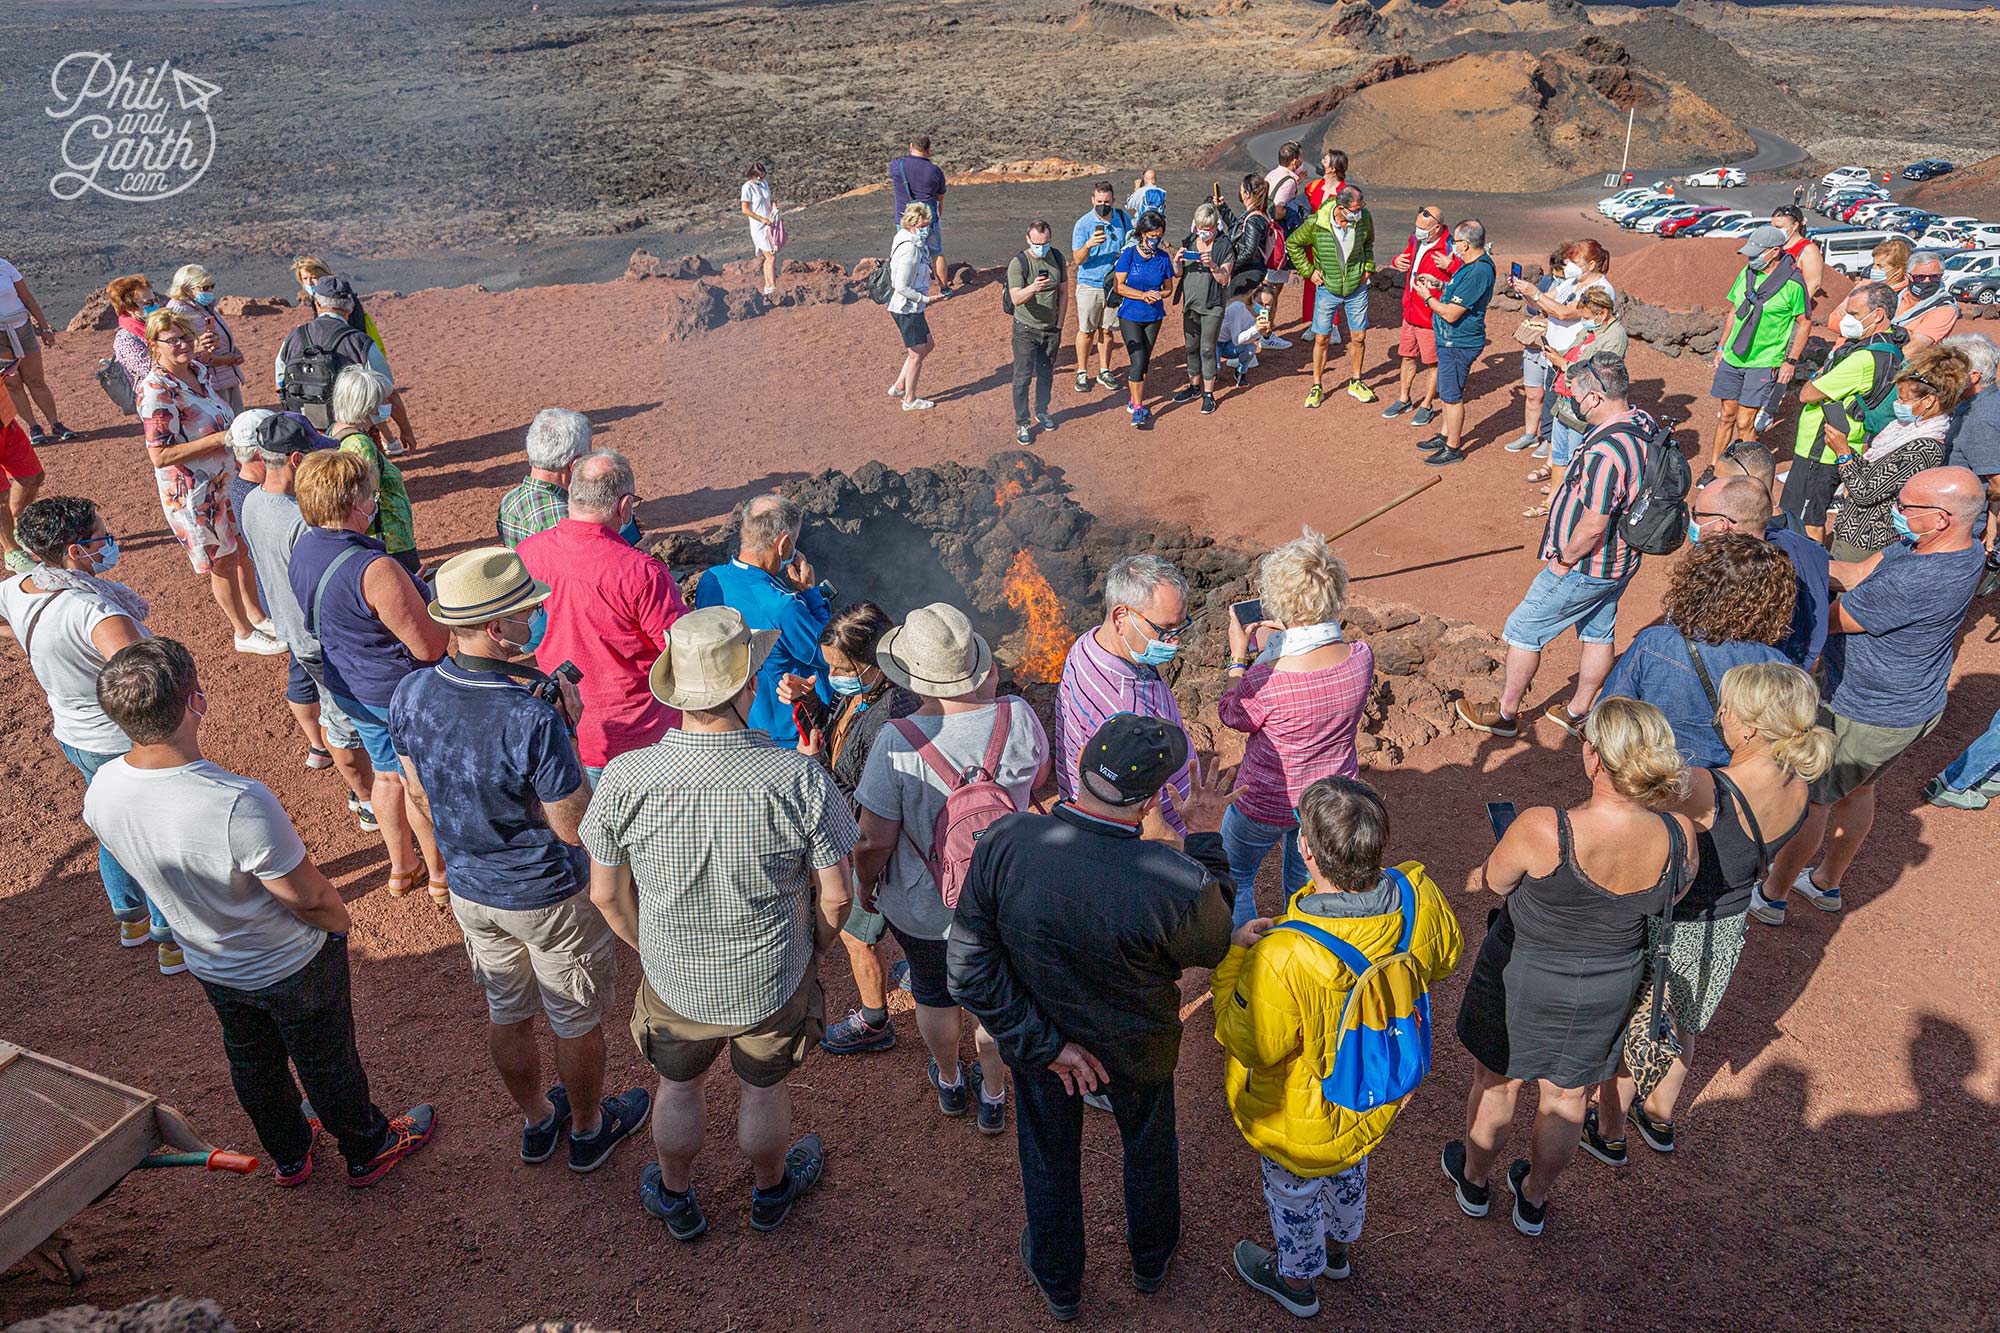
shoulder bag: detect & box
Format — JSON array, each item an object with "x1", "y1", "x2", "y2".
[{"x1": 1620, "y1": 814, "x2": 1689, "y2": 1101}]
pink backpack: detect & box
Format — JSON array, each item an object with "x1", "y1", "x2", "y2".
[{"x1": 892, "y1": 697, "x2": 1024, "y2": 910}]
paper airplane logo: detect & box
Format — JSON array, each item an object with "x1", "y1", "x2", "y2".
[{"x1": 172, "y1": 68, "x2": 221, "y2": 113}]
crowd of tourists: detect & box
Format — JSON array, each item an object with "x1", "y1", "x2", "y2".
[{"x1": 2, "y1": 136, "x2": 1997, "y2": 1323}]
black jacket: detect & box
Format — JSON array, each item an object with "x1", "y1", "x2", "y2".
[
  {"x1": 947, "y1": 803, "x2": 1233, "y2": 1088},
  {"x1": 1215, "y1": 198, "x2": 1272, "y2": 291}
]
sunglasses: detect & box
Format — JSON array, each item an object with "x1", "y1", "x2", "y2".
[{"x1": 1128, "y1": 607, "x2": 1196, "y2": 642}]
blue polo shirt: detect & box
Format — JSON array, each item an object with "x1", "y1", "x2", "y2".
[
  {"x1": 1072, "y1": 208, "x2": 1131, "y2": 286},
  {"x1": 692, "y1": 560, "x2": 833, "y2": 745},
  {"x1": 386, "y1": 656, "x2": 587, "y2": 911},
  {"x1": 1434, "y1": 254, "x2": 1495, "y2": 349}
]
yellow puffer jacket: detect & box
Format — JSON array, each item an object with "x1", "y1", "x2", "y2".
[{"x1": 1211, "y1": 862, "x2": 1464, "y2": 1178}]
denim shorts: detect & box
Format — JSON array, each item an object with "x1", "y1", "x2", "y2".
[
  {"x1": 1522, "y1": 348, "x2": 1555, "y2": 390},
  {"x1": 1549, "y1": 417, "x2": 1586, "y2": 467},
  {"x1": 1502, "y1": 566, "x2": 1633, "y2": 650},
  {"x1": 922, "y1": 206, "x2": 943, "y2": 256},
  {"x1": 327, "y1": 689, "x2": 401, "y2": 774},
  {"x1": 1436, "y1": 342, "x2": 1480, "y2": 404},
  {"x1": 294, "y1": 657, "x2": 361, "y2": 752},
  {"x1": 1310, "y1": 286, "x2": 1370, "y2": 340}
]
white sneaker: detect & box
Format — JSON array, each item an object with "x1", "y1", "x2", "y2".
[
  {"x1": 1793, "y1": 866, "x2": 1842, "y2": 913},
  {"x1": 1747, "y1": 885, "x2": 1786, "y2": 927},
  {"x1": 233, "y1": 629, "x2": 288, "y2": 656},
  {"x1": 1262, "y1": 335, "x2": 1292, "y2": 350},
  {"x1": 887, "y1": 384, "x2": 905, "y2": 398},
  {"x1": 255, "y1": 617, "x2": 278, "y2": 637},
  {"x1": 902, "y1": 397, "x2": 935, "y2": 411}
]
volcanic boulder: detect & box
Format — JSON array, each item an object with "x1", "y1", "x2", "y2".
[
  {"x1": 9, "y1": 1297, "x2": 236, "y2": 1333},
  {"x1": 1617, "y1": 295, "x2": 1723, "y2": 358},
  {"x1": 1069, "y1": 0, "x2": 1175, "y2": 37},
  {"x1": 623, "y1": 248, "x2": 717, "y2": 281},
  {"x1": 66, "y1": 287, "x2": 117, "y2": 333}
]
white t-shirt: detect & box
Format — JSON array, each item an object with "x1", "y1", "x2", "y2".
[
  {"x1": 1221, "y1": 300, "x2": 1261, "y2": 350},
  {"x1": 0, "y1": 258, "x2": 26, "y2": 326},
  {"x1": 742, "y1": 179, "x2": 776, "y2": 251},
  {"x1": 0, "y1": 574, "x2": 149, "y2": 753},
  {"x1": 83, "y1": 759, "x2": 319, "y2": 990},
  {"x1": 1545, "y1": 274, "x2": 1616, "y2": 353},
  {"x1": 855, "y1": 698, "x2": 1048, "y2": 940}
]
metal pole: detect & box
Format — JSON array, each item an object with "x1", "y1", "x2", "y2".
[{"x1": 1619, "y1": 105, "x2": 1635, "y2": 182}]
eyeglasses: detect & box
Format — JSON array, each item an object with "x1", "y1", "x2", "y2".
[
  {"x1": 157, "y1": 334, "x2": 193, "y2": 348},
  {"x1": 1894, "y1": 501, "x2": 1948, "y2": 517},
  {"x1": 1127, "y1": 607, "x2": 1195, "y2": 642},
  {"x1": 1691, "y1": 511, "x2": 1730, "y2": 525}
]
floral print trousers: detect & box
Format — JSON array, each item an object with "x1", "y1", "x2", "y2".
[{"x1": 1261, "y1": 1153, "x2": 1369, "y2": 1280}]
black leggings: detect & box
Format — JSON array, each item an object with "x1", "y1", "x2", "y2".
[
  {"x1": 1121, "y1": 317, "x2": 1163, "y2": 386},
  {"x1": 1183, "y1": 303, "x2": 1223, "y2": 385}
]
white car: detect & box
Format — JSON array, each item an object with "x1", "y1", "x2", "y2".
[
  {"x1": 1968, "y1": 223, "x2": 2000, "y2": 248},
  {"x1": 1942, "y1": 248, "x2": 2000, "y2": 274},
  {"x1": 1597, "y1": 187, "x2": 1655, "y2": 217},
  {"x1": 1706, "y1": 216, "x2": 1763, "y2": 239},
  {"x1": 1685, "y1": 167, "x2": 1746, "y2": 188},
  {"x1": 1821, "y1": 165, "x2": 1874, "y2": 187},
  {"x1": 1943, "y1": 254, "x2": 2000, "y2": 297},
  {"x1": 1607, "y1": 193, "x2": 1671, "y2": 221},
  {"x1": 1918, "y1": 224, "x2": 1978, "y2": 250}
]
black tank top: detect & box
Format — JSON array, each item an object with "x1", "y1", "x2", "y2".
[
  {"x1": 1683, "y1": 773, "x2": 1809, "y2": 921},
  {"x1": 1507, "y1": 810, "x2": 1678, "y2": 959}
]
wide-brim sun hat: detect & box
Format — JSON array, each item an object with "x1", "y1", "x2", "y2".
[
  {"x1": 875, "y1": 602, "x2": 993, "y2": 700},
  {"x1": 427, "y1": 546, "x2": 551, "y2": 627},
  {"x1": 649, "y1": 605, "x2": 780, "y2": 711}
]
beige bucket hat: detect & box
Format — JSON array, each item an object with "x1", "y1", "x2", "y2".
[
  {"x1": 648, "y1": 605, "x2": 780, "y2": 711},
  {"x1": 876, "y1": 602, "x2": 992, "y2": 699}
]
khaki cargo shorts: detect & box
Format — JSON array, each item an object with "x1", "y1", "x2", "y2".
[
  {"x1": 631, "y1": 966, "x2": 824, "y2": 1089},
  {"x1": 1809, "y1": 706, "x2": 1942, "y2": 806},
  {"x1": 451, "y1": 891, "x2": 617, "y2": 1039}
]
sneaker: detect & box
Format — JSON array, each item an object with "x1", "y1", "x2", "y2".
[
  {"x1": 255, "y1": 618, "x2": 278, "y2": 638},
  {"x1": 820, "y1": 1009, "x2": 895, "y2": 1055},
  {"x1": 1441, "y1": 1140, "x2": 1490, "y2": 1218},
  {"x1": 639, "y1": 1162, "x2": 708, "y2": 1241},
  {"x1": 1233, "y1": 1240, "x2": 1319, "y2": 1318},
  {"x1": 971, "y1": 1065, "x2": 1006, "y2": 1137},
  {"x1": 1456, "y1": 699, "x2": 1520, "y2": 738},
  {"x1": 1304, "y1": 383, "x2": 1325, "y2": 409},
  {"x1": 1580, "y1": 1107, "x2": 1628, "y2": 1167},
  {"x1": 1037, "y1": 413, "x2": 1058, "y2": 432},
  {"x1": 1423, "y1": 445, "x2": 1466, "y2": 467},
  {"x1": 1200, "y1": 392, "x2": 1217, "y2": 415},
  {"x1": 1414, "y1": 432, "x2": 1447, "y2": 451},
  {"x1": 347, "y1": 1104, "x2": 438, "y2": 1187},
  {"x1": 50, "y1": 422, "x2": 80, "y2": 443},
  {"x1": 569, "y1": 1087, "x2": 651, "y2": 1173},
  {"x1": 521, "y1": 1086, "x2": 572, "y2": 1164},
  {"x1": 887, "y1": 383, "x2": 905, "y2": 398},
  {"x1": 348, "y1": 792, "x2": 378, "y2": 832},
  {"x1": 1504, "y1": 1159, "x2": 1547, "y2": 1236},
  {"x1": 1234, "y1": 366, "x2": 1248, "y2": 388},
  {"x1": 1262, "y1": 335, "x2": 1293, "y2": 350},
  {"x1": 1021, "y1": 1227, "x2": 1081, "y2": 1322},
  {"x1": 1132, "y1": 1232, "x2": 1179, "y2": 1294},
  {"x1": 1503, "y1": 432, "x2": 1539, "y2": 452},
  {"x1": 4, "y1": 549, "x2": 34, "y2": 574},
  {"x1": 748, "y1": 1133, "x2": 825, "y2": 1232},
  {"x1": 1748, "y1": 884, "x2": 1787, "y2": 927},
  {"x1": 1075, "y1": 372, "x2": 1091, "y2": 392},
  {"x1": 1542, "y1": 701, "x2": 1586, "y2": 738},
  {"x1": 1081, "y1": 1090, "x2": 1113, "y2": 1113},
  {"x1": 1347, "y1": 378, "x2": 1378, "y2": 403},
  {"x1": 1924, "y1": 776, "x2": 1989, "y2": 811},
  {"x1": 157, "y1": 942, "x2": 188, "y2": 975},
  {"x1": 1132, "y1": 405, "x2": 1152, "y2": 429},
  {"x1": 890, "y1": 958, "x2": 912, "y2": 994},
  {"x1": 1325, "y1": 1240, "x2": 1351, "y2": 1281},
  {"x1": 929, "y1": 1057, "x2": 970, "y2": 1117},
  {"x1": 901, "y1": 397, "x2": 934, "y2": 412},
  {"x1": 1016, "y1": 425, "x2": 1033, "y2": 446},
  {"x1": 1096, "y1": 370, "x2": 1121, "y2": 391},
  {"x1": 1380, "y1": 398, "x2": 1413, "y2": 418},
  {"x1": 118, "y1": 920, "x2": 150, "y2": 949},
  {"x1": 28, "y1": 424, "x2": 47, "y2": 447},
  {"x1": 304, "y1": 745, "x2": 333, "y2": 770},
  {"x1": 1793, "y1": 866, "x2": 1842, "y2": 913},
  {"x1": 275, "y1": 1149, "x2": 313, "y2": 1189},
  {"x1": 233, "y1": 629, "x2": 288, "y2": 656},
  {"x1": 1531, "y1": 441, "x2": 1551, "y2": 460},
  {"x1": 1172, "y1": 384, "x2": 1200, "y2": 404},
  {"x1": 1410, "y1": 405, "x2": 1439, "y2": 427},
  {"x1": 1630, "y1": 1102, "x2": 1677, "y2": 1154}
]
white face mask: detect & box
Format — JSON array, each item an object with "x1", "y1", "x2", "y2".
[
  {"x1": 1838, "y1": 312, "x2": 1867, "y2": 340},
  {"x1": 1563, "y1": 261, "x2": 1583, "y2": 282}
]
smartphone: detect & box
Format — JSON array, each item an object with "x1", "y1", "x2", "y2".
[
  {"x1": 1486, "y1": 801, "x2": 1519, "y2": 842},
  {"x1": 1510, "y1": 262, "x2": 1523, "y2": 280},
  {"x1": 1231, "y1": 598, "x2": 1264, "y2": 629},
  {"x1": 792, "y1": 692, "x2": 830, "y2": 740}
]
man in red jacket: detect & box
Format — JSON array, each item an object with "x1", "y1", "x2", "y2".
[{"x1": 1379, "y1": 205, "x2": 1460, "y2": 431}]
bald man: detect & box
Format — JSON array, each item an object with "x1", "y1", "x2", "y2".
[
  {"x1": 1754, "y1": 467, "x2": 1987, "y2": 927},
  {"x1": 1692, "y1": 474, "x2": 1829, "y2": 667}
]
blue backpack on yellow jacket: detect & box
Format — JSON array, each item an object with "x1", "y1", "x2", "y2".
[{"x1": 1267, "y1": 868, "x2": 1431, "y2": 1112}]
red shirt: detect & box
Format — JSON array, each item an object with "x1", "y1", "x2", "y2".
[
  {"x1": 517, "y1": 517, "x2": 687, "y2": 767},
  {"x1": 1397, "y1": 231, "x2": 1461, "y2": 326}
]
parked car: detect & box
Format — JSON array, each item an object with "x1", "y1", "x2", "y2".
[
  {"x1": 1967, "y1": 223, "x2": 2000, "y2": 248},
  {"x1": 1632, "y1": 203, "x2": 1705, "y2": 233},
  {"x1": 1958, "y1": 276, "x2": 2000, "y2": 307},
  {"x1": 1822, "y1": 187, "x2": 1887, "y2": 217},
  {"x1": 1941, "y1": 249, "x2": 2000, "y2": 274},
  {"x1": 1820, "y1": 229, "x2": 1915, "y2": 277},
  {"x1": 1660, "y1": 207, "x2": 1732, "y2": 237},
  {"x1": 1680, "y1": 209, "x2": 1752, "y2": 237},
  {"x1": 1706, "y1": 216, "x2": 1764, "y2": 240},
  {"x1": 1942, "y1": 254, "x2": 2000, "y2": 299},
  {"x1": 1916, "y1": 224, "x2": 1978, "y2": 250},
  {"x1": 1607, "y1": 192, "x2": 1671, "y2": 221},
  {"x1": 1903, "y1": 159, "x2": 1956, "y2": 181},
  {"x1": 1685, "y1": 167, "x2": 1747, "y2": 188},
  {"x1": 1851, "y1": 200, "x2": 1904, "y2": 226},
  {"x1": 1821, "y1": 165, "x2": 1874, "y2": 188},
  {"x1": 1598, "y1": 187, "x2": 1653, "y2": 215}
]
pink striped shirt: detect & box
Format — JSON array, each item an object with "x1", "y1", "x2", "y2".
[
  {"x1": 1217, "y1": 642, "x2": 1375, "y2": 826},
  {"x1": 1055, "y1": 628, "x2": 1193, "y2": 831}
]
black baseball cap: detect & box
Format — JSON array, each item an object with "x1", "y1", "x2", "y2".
[
  {"x1": 255, "y1": 412, "x2": 337, "y2": 457},
  {"x1": 1080, "y1": 712, "x2": 1190, "y2": 806},
  {"x1": 310, "y1": 274, "x2": 355, "y2": 301}
]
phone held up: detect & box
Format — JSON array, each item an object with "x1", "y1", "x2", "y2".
[
  {"x1": 792, "y1": 691, "x2": 831, "y2": 742},
  {"x1": 1486, "y1": 801, "x2": 1518, "y2": 842},
  {"x1": 1510, "y1": 262, "x2": 1523, "y2": 281},
  {"x1": 1231, "y1": 598, "x2": 1265, "y2": 630}
]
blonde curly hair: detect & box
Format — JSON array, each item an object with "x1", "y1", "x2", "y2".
[{"x1": 1256, "y1": 527, "x2": 1348, "y2": 627}]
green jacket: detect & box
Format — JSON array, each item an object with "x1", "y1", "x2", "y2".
[{"x1": 1286, "y1": 202, "x2": 1375, "y2": 299}]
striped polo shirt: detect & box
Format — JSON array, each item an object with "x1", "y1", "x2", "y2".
[
  {"x1": 1540, "y1": 409, "x2": 1654, "y2": 581},
  {"x1": 1054, "y1": 628, "x2": 1194, "y2": 832}
]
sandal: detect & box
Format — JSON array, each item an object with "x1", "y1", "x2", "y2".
[
  {"x1": 427, "y1": 878, "x2": 451, "y2": 910},
  {"x1": 386, "y1": 868, "x2": 421, "y2": 898},
  {"x1": 1523, "y1": 502, "x2": 1550, "y2": 518},
  {"x1": 1524, "y1": 466, "x2": 1551, "y2": 484}
]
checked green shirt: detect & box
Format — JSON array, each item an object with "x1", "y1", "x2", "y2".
[{"x1": 497, "y1": 475, "x2": 569, "y2": 549}]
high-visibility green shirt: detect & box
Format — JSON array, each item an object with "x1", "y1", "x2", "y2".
[
  {"x1": 1791, "y1": 343, "x2": 1882, "y2": 464},
  {"x1": 1720, "y1": 268, "x2": 1806, "y2": 369}
]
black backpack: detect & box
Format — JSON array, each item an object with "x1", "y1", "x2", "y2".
[
  {"x1": 280, "y1": 320, "x2": 364, "y2": 428},
  {"x1": 1001, "y1": 249, "x2": 1064, "y2": 316},
  {"x1": 867, "y1": 260, "x2": 896, "y2": 305},
  {"x1": 1607, "y1": 415, "x2": 1692, "y2": 557}
]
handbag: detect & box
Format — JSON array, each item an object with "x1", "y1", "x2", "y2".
[
  {"x1": 1512, "y1": 315, "x2": 1548, "y2": 347},
  {"x1": 1621, "y1": 814, "x2": 1688, "y2": 1101},
  {"x1": 769, "y1": 212, "x2": 787, "y2": 251}
]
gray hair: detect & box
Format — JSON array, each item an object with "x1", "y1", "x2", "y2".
[
  {"x1": 1849, "y1": 280, "x2": 1897, "y2": 320},
  {"x1": 525, "y1": 407, "x2": 592, "y2": 470},
  {"x1": 330, "y1": 365, "x2": 389, "y2": 426},
  {"x1": 1335, "y1": 185, "x2": 1363, "y2": 209},
  {"x1": 1575, "y1": 351, "x2": 1630, "y2": 400},
  {"x1": 1193, "y1": 202, "x2": 1221, "y2": 231},
  {"x1": 568, "y1": 449, "x2": 634, "y2": 518},
  {"x1": 1103, "y1": 553, "x2": 1186, "y2": 615},
  {"x1": 1943, "y1": 332, "x2": 1999, "y2": 384},
  {"x1": 1454, "y1": 218, "x2": 1486, "y2": 248},
  {"x1": 739, "y1": 494, "x2": 803, "y2": 553}
]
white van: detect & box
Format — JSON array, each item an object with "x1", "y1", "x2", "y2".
[{"x1": 1819, "y1": 229, "x2": 1914, "y2": 276}]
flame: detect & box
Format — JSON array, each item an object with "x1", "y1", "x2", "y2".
[
  {"x1": 994, "y1": 479, "x2": 1025, "y2": 513},
  {"x1": 1004, "y1": 548, "x2": 1070, "y2": 684}
]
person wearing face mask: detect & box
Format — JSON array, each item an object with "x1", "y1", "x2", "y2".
[
  {"x1": 693, "y1": 492, "x2": 830, "y2": 747},
  {"x1": 289, "y1": 449, "x2": 450, "y2": 904},
  {"x1": 277, "y1": 273, "x2": 417, "y2": 451},
  {"x1": 1509, "y1": 240, "x2": 1615, "y2": 456},
  {"x1": 1070, "y1": 182, "x2": 1131, "y2": 393},
  {"x1": 106, "y1": 273, "x2": 160, "y2": 391},
  {"x1": 500, "y1": 408, "x2": 590, "y2": 548},
  {"x1": 1215, "y1": 173, "x2": 1276, "y2": 308},
  {"x1": 1707, "y1": 226, "x2": 1810, "y2": 475},
  {"x1": 1288, "y1": 184, "x2": 1378, "y2": 409},
  {"x1": 1111, "y1": 211, "x2": 1179, "y2": 428},
  {"x1": 165, "y1": 263, "x2": 245, "y2": 412},
  {"x1": 85, "y1": 637, "x2": 438, "y2": 1190},
  {"x1": 1824, "y1": 345, "x2": 1971, "y2": 559},
  {"x1": 1381, "y1": 205, "x2": 1460, "y2": 428},
  {"x1": 1530, "y1": 288, "x2": 1629, "y2": 520},
  {"x1": 1415, "y1": 219, "x2": 1497, "y2": 467},
  {"x1": 1005, "y1": 220, "x2": 1069, "y2": 444},
  {"x1": 1939, "y1": 332, "x2": 2000, "y2": 597},
  {"x1": 1893, "y1": 252, "x2": 1959, "y2": 348},
  {"x1": 2, "y1": 495, "x2": 176, "y2": 973},
  {"x1": 328, "y1": 365, "x2": 421, "y2": 576},
  {"x1": 1784, "y1": 280, "x2": 1905, "y2": 541},
  {"x1": 1689, "y1": 473, "x2": 1830, "y2": 670},
  {"x1": 1171, "y1": 203, "x2": 1233, "y2": 415},
  {"x1": 1770, "y1": 206, "x2": 1824, "y2": 310},
  {"x1": 389, "y1": 546, "x2": 654, "y2": 1173},
  {"x1": 1755, "y1": 467, "x2": 1987, "y2": 928}
]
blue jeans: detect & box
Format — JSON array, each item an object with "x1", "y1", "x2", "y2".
[
  {"x1": 1549, "y1": 417, "x2": 1586, "y2": 467},
  {"x1": 1940, "y1": 706, "x2": 2000, "y2": 790},
  {"x1": 60, "y1": 742, "x2": 171, "y2": 940},
  {"x1": 1220, "y1": 805, "x2": 1310, "y2": 929}
]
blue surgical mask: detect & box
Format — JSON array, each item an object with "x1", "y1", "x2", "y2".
[
  {"x1": 88, "y1": 536, "x2": 120, "y2": 573},
  {"x1": 193, "y1": 290, "x2": 219, "y2": 307},
  {"x1": 526, "y1": 606, "x2": 547, "y2": 653},
  {"x1": 828, "y1": 674, "x2": 869, "y2": 697},
  {"x1": 1029, "y1": 242, "x2": 1049, "y2": 259},
  {"x1": 1889, "y1": 508, "x2": 1918, "y2": 545},
  {"x1": 1868, "y1": 265, "x2": 1888, "y2": 282},
  {"x1": 1893, "y1": 400, "x2": 1917, "y2": 424},
  {"x1": 142, "y1": 300, "x2": 161, "y2": 314},
  {"x1": 1123, "y1": 616, "x2": 1181, "y2": 666},
  {"x1": 1686, "y1": 519, "x2": 1703, "y2": 546}
]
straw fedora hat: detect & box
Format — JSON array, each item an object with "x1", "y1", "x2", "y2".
[
  {"x1": 427, "y1": 546, "x2": 550, "y2": 626},
  {"x1": 876, "y1": 602, "x2": 992, "y2": 699},
  {"x1": 649, "y1": 606, "x2": 780, "y2": 711}
]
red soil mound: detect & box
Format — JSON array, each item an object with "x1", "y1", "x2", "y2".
[{"x1": 1614, "y1": 237, "x2": 1852, "y2": 313}]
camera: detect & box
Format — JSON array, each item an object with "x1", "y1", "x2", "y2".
[{"x1": 533, "y1": 661, "x2": 583, "y2": 723}]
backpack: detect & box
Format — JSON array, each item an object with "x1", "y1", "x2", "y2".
[
  {"x1": 1605, "y1": 415, "x2": 1692, "y2": 557},
  {"x1": 1267, "y1": 868, "x2": 1433, "y2": 1113},
  {"x1": 96, "y1": 357, "x2": 136, "y2": 416},
  {"x1": 1001, "y1": 249, "x2": 1064, "y2": 317},
  {"x1": 1855, "y1": 334, "x2": 1909, "y2": 437},
  {"x1": 867, "y1": 260, "x2": 897, "y2": 305},
  {"x1": 280, "y1": 321, "x2": 363, "y2": 429},
  {"x1": 1252, "y1": 209, "x2": 1285, "y2": 273},
  {"x1": 891, "y1": 696, "x2": 1023, "y2": 911}
]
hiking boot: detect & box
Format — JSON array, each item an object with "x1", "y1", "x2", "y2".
[
  {"x1": 1580, "y1": 1107, "x2": 1628, "y2": 1167},
  {"x1": 969, "y1": 1064, "x2": 1006, "y2": 1136},
  {"x1": 1630, "y1": 1102, "x2": 1677, "y2": 1154},
  {"x1": 1016, "y1": 425, "x2": 1033, "y2": 446},
  {"x1": 1304, "y1": 383, "x2": 1325, "y2": 409},
  {"x1": 1132, "y1": 1233, "x2": 1179, "y2": 1294},
  {"x1": 347, "y1": 1103, "x2": 437, "y2": 1188},
  {"x1": 748, "y1": 1133, "x2": 825, "y2": 1232},
  {"x1": 1347, "y1": 378, "x2": 1378, "y2": 403},
  {"x1": 640, "y1": 1162, "x2": 708, "y2": 1241},
  {"x1": 1504, "y1": 1159, "x2": 1547, "y2": 1236},
  {"x1": 1095, "y1": 370, "x2": 1121, "y2": 391},
  {"x1": 1793, "y1": 866, "x2": 1842, "y2": 913},
  {"x1": 1424, "y1": 444, "x2": 1466, "y2": 467},
  {"x1": 1441, "y1": 1140, "x2": 1490, "y2": 1217},
  {"x1": 118, "y1": 920, "x2": 151, "y2": 949},
  {"x1": 1021, "y1": 1227, "x2": 1081, "y2": 1321},
  {"x1": 157, "y1": 942, "x2": 188, "y2": 975},
  {"x1": 1924, "y1": 776, "x2": 1990, "y2": 811},
  {"x1": 275, "y1": 1149, "x2": 313, "y2": 1189},
  {"x1": 1543, "y1": 701, "x2": 1587, "y2": 738},
  {"x1": 522, "y1": 1085, "x2": 572, "y2": 1164},
  {"x1": 1325, "y1": 1239, "x2": 1351, "y2": 1281},
  {"x1": 1233, "y1": 1240, "x2": 1319, "y2": 1318},
  {"x1": 1075, "y1": 371, "x2": 1091, "y2": 392},
  {"x1": 929, "y1": 1058, "x2": 970, "y2": 1117},
  {"x1": 820, "y1": 1009, "x2": 896, "y2": 1055},
  {"x1": 1172, "y1": 383, "x2": 1200, "y2": 404},
  {"x1": 1748, "y1": 884, "x2": 1787, "y2": 927},
  {"x1": 1380, "y1": 397, "x2": 1413, "y2": 418},
  {"x1": 1409, "y1": 405, "x2": 1439, "y2": 427},
  {"x1": 569, "y1": 1087, "x2": 651, "y2": 1173},
  {"x1": 1456, "y1": 699, "x2": 1519, "y2": 738}
]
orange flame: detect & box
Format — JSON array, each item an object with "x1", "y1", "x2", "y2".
[
  {"x1": 1004, "y1": 549, "x2": 1070, "y2": 683},
  {"x1": 994, "y1": 479, "x2": 1025, "y2": 513}
]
